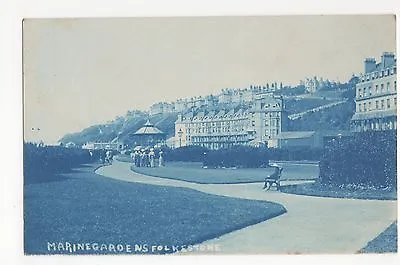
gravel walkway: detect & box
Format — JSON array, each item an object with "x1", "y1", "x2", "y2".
[{"x1": 96, "y1": 160, "x2": 397, "y2": 254}]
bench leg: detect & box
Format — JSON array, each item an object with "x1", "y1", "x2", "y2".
[{"x1": 263, "y1": 181, "x2": 272, "y2": 190}]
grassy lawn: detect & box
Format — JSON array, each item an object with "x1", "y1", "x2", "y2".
[
  {"x1": 359, "y1": 222, "x2": 398, "y2": 253},
  {"x1": 280, "y1": 182, "x2": 397, "y2": 200},
  {"x1": 24, "y1": 164, "x2": 286, "y2": 255},
  {"x1": 129, "y1": 161, "x2": 319, "y2": 184}
]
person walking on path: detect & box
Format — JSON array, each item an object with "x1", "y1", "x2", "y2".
[
  {"x1": 140, "y1": 150, "x2": 146, "y2": 167},
  {"x1": 149, "y1": 148, "x2": 155, "y2": 167},
  {"x1": 130, "y1": 150, "x2": 138, "y2": 167},
  {"x1": 105, "y1": 150, "x2": 113, "y2": 165},
  {"x1": 158, "y1": 150, "x2": 164, "y2": 167},
  {"x1": 134, "y1": 150, "x2": 140, "y2": 167}
]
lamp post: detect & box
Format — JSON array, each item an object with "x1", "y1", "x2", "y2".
[{"x1": 177, "y1": 128, "x2": 183, "y2": 148}]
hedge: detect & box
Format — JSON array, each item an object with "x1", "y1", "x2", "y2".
[
  {"x1": 320, "y1": 131, "x2": 397, "y2": 188},
  {"x1": 164, "y1": 145, "x2": 322, "y2": 168},
  {"x1": 24, "y1": 143, "x2": 102, "y2": 184},
  {"x1": 163, "y1": 146, "x2": 208, "y2": 162}
]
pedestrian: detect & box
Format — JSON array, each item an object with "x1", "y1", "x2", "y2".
[
  {"x1": 145, "y1": 150, "x2": 150, "y2": 167},
  {"x1": 149, "y1": 148, "x2": 155, "y2": 167},
  {"x1": 100, "y1": 149, "x2": 106, "y2": 164},
  {"x1": 89, "y1": 150, "x2": 93, "y2": 161},
  {"x1": 105, "y1": 150, "x2": 113, "y2": 164},
  {"x1": 135, "y1": 150, "x2": 140, "y2": 167},
  {"x1": 158, "y1": 150, "x2": 164, "y2": 167},
  {"x1": 130, "y1": 150, "x2": 135, "y2": 162},
  {"x1": 140, "y1": 150, "x2": 146, "y2": 167}
]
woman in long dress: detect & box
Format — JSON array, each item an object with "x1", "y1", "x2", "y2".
[{"x1": 158, "y1": 150, "x2": 164, "y2": 167}]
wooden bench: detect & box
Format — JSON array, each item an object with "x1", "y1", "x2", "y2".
[{"x1": 263, "y1": 167, "x2": 283, "y2": 191}]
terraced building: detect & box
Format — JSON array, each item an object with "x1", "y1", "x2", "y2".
[
  {"x1": 174, "y1": 93, "x2": 288, "y2": 149},
  {"x1": 351, "y1": 52, "x2": 397, "y2": 132}
]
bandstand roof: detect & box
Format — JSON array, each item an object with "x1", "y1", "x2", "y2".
[{"x1": 134, "y1": 120, "x2": 165, "y2": 135}]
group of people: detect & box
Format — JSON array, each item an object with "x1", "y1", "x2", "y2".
[
  {"x1": 130, "y1": 148, "x2": 164, "y2": 168},
  {"x1": 93, "y1": 149, "x2": 114, "y2": 165}
]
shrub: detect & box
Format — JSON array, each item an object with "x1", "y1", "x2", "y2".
[
  {"x1": 24, "y1": 143, "x2": 101, "y2": 184},
  {"x1": 164, "y1": 145, "x2": 322, "y2": 168},
  {"x1": 320, "y1": 131, "x2": 397, "y2": 188},
  {"x1": 163, "y1": 146, "x2": 208, "y2": 162},
  {"x1": 203, "y1": 146, "x2": 270, "y2": 168},
  {"x1": 268, "y1": 147, "x2": 322, "y2": 161}
]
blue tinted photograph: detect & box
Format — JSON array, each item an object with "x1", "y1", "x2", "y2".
[{"x1": 23, "y1": 15, "x2": 397, "y2": 255}]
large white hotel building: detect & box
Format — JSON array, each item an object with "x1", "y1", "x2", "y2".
[
  {"x1": 351, "y1": 52, "x2": 397, "y2": 132},
  {"x1": 174, "y1": 93, "x2": 288, "y2": 149}
]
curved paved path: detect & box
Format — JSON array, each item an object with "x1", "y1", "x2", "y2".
[{"x1": 96, "y1": 160, "x2": 397, "y2": 254}]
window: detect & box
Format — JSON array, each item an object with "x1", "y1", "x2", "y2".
[
  {"x1": 375, "y1": 85, "x2": 379, "y2": 93},
  {"x1": 358, "y1": 103, "x2": 362, "y2": 112},
  {"x1": 381, "y1": 84, "x2": 384, "y2": 92},
  {"x1": 363, "y1": 87, "x2": 367, "y2": 97},
  {"x1": 376, "y1": 100, "x2": 379, "y2": 110},
  {"x1": 387, "y1": 99, "x2": 390, "y2": 109},
  {"x1": 394, "y1": 97, "x2": 397, "y2": 108},
  {"x1": 387, "y1": 82, "x2": 390, "y2": 92},
  {"x1": 363, "y1": 102, "x2": 366, "y2": 112},
  {"x1": 368, "y1": 101, "x2": 371, "y2": 110},
  {"x1": 381, "y1": 100, "x2": 385, "y2": 109},
  {"x1": 369, "y1": 87, "x2": 372, "y2": 96},
  {"x1": 395, "y1": 81, "x2": 397, "y2": 91}
]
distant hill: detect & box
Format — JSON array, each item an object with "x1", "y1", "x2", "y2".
[
  {"x1": 60, "y1": 86, "x2": 355, "y2": 147},
  {"x1": 60, "y1": 112, "x2": 178, "y2": 147}
]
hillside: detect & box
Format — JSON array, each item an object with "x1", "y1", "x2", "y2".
[
  {"x1": 60, "y1": 112, "x2": 178, "y2": 147},
  {"x1": 284, "y1": 97, "x2": 338, "y2": 115},
  {"x1": 288, "y1": 99, "x2": 355, "y2": 131},
  {"x1": 60, "y1": 87, "x2": 355, "y2": 147}
]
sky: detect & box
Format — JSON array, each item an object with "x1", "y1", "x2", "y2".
[{"x1": 23, "y1": 15, "x2": 396, "y2": 144}]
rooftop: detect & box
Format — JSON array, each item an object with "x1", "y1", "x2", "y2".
[
  {"x1": 277, "y1": 131, "x2": 316, "y2": 139},
  {"x1": 134, "y1": 120, "x2": 165, "y2": 135}
]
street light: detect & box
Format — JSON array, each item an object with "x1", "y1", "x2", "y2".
[{"x1": 177, "y1": 128, "x2": 183, "y2": 148}]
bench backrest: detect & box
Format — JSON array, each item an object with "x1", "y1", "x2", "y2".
[
  {"x1": 266, "y1": 167, "x2": 283, "y2": 181},
  {"x1": 275, "y1": 167, "x2": 283, "y2": 180}
]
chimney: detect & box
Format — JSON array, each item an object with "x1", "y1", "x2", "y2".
[
  {"x1": 364, "y1": 58, "x2": 376, "y2": 73},
  {"x1": 381, "y1": 52, "x2": 395, "y2": 69}
]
